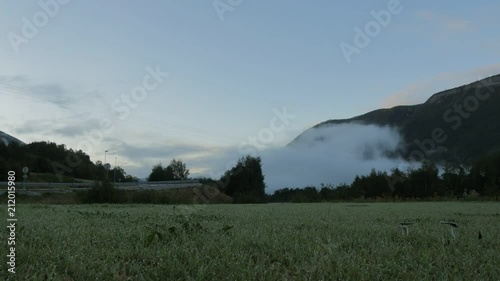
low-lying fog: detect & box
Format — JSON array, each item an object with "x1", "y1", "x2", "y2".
[{"x1": 259, "y1": 124, "x2": 416, "y2": 192}]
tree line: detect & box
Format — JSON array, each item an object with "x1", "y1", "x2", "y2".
[
  {"x1": 147, "y1": 156, "x2": 267, "y2": 203},
  {"x1": 0, "y1": 141, "x2": 137, "y2": 182},
  {"x1": 3, "y1": 140, "x2": 498, "y2": 204},
  {"x1": 269, "y1": 152, "x2": 500, "y2": 202},
  {"x1": 147, "y1": 159, "x2": 190, "y2": 181},
  {"x1": 84, "y1": 155, "x2": 267, "y2": 204},
  {"x1": 0, "y1": 139, "x2": 269, "y2": 206}
]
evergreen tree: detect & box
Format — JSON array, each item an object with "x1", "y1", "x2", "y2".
[{"x1": 220, "y1": 155, "x2": 266, "y2": 203}]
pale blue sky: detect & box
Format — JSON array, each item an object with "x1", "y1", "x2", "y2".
[{"x1": 1, "y1": 0, "x2": 499, "y2": 178}]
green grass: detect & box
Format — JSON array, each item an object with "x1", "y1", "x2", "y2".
[{"x1": 1, "y1": 202, "x2": 499, "y2": 280}]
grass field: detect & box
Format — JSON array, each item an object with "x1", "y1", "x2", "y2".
[{"x1": 1, "y1": 202, "x2": 499, "y2": 280}]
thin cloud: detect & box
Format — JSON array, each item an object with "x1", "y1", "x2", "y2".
[
  {"x1": 115, "y1": 141, "x2": 210, "y2": 160},
  {"x1": 14, "y1": 114, "x2": 100, "y2": 138},
  {"x1": 107, "y1": 139, "x2": 231, "y2": 178},
  {"x1": 51, "y1": 118, "x2": 102, "y2": 138},
  {"x1": 382, "y1": 64, "x2": 500, "y2": 108},
  {"x1": 416, "y1": 10, "x2": 433, "y2": 21},
  {"x1": 0, "y1": 75, "x2": 76, "y2": 110},
  {"x1": 415, "y1": 11, "x2": 472, "y2": 33},
  {"x1": 442, "y1": 17, "x2": 471, "y2": 32}
]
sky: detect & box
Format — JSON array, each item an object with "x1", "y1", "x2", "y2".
[{"x1": 1, "y1": 0, "x2": 499, "y2": 184}]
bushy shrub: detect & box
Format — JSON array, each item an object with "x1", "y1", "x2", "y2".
[{"x1": 85, "y1": 181, "x2": 118, "y2": 203}]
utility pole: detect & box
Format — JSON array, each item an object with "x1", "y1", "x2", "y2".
[
  {"x1": 22, "y1": 166, "x2": 29, "y2": 190},
  {"x1": 114, "y1": 157, "x2": 117, "y2": 185},
  {"x1": 104, "y1": 150, "x2": 109, "y2": 180}
]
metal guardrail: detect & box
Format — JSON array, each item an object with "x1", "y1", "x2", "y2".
[
  {"x1": 147, "y1": 180, "x2": 200, "y2": 184},
  {"x1": 0, "y1": 182, "x2": 93, "y2": 188},
  {"x1": 0, "y1": 180, "x2": 201, "y2": 190}
]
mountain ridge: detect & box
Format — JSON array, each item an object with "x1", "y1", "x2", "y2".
[
  {"x1": 0, "y1": 130, "x2": 24, "y2": 146},
  {"x1": 290, "y1": 74, "x2": 500, "y2": 163}
]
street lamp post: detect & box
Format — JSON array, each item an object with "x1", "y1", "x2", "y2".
[
  {"x1": 105, "y1": 150, "x2": 109, "y2": 180},
  {"x1": 114, "y1": 157, "x2": 117, "y2": 185}
]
